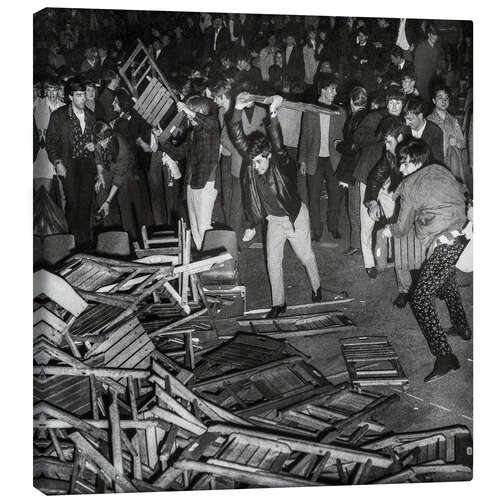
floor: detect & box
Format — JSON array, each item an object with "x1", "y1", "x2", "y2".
[{"x1": 233, "y1": 201, "x2": 473, "y2": 436}]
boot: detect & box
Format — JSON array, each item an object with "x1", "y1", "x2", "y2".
[
  {"x1": 266, "y1": 304, "x2": 287, "y2": 319},
  {"x1": 312, "y1": 287, "x2": 322, "y2": 303},
  {"x1": 424, "y1": 353, "x2": 460, "y2": 383},
  {"x1": 393, "y1": 293, "x2": 408, "y2": 308}
]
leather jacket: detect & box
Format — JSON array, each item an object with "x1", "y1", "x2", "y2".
[
  {"x1": 364, "y1": 150, "x2": 402, "y2": 206},
  {"x1": 229, "y1": 108, "x2": 302, "y2": 227},
  {"x1": 335, "y1": 107, "x2": 369, "y2": 185}
]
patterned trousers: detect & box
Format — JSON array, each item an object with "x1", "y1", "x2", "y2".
[{"x1": 409, "y1": 237, "x2": 469, "y2": 357}]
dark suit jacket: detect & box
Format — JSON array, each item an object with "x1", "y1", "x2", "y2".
[
  {"x1": 155, "y1": 47, "x2": 172, "y2": 76},
  {"x1": 283, "y1": 45, "x2": 305, "y2": 86},
  {"x1": 419, "y1": 120, "x2": 444, "y2": 164},
  {"x1": 335, "y1": 108, "x2": 370, "y2": 185},
  {"x1": 386, "y1": 59, "x2": 415, "y2": 85},
  {"x1": 352, "y1": 109, "x2": 388, "y2": 184},
  {"x1": 233, "y1": 15, "x2": 257, "y2": 47},
  {"x1": 46, "y1": 104, "x2": 96, "y2": 171},
  {"x1": 298, "y1": 106, "x2": 346, "y2": 175},
  {"x1": 207, "y1": 26, "x2": 231, "y2": 59}
]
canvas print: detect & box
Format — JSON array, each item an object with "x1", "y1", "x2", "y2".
[{"x1": 33, "y1": 8, "x2": 473, "y2": 494}]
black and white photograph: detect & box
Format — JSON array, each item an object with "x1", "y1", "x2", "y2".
[{"x1": 25, "y1": 1, "x2": 482, "y2": 496}]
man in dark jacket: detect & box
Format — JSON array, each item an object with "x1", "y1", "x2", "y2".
[
  {"x1": 336, "y1": 86, "x2": 370, "y2": 255},
  {"x1": 283, "y1": 35, "x2": 305, "y2": 89},
  {"x1": 298, "y1": 74, "x2": 346, "y2": 241},
  {"x1": 160, "y1": 96, "x2": 220, "y2": 250},
  {"x1": 383, "y1": 139, "x2": 469, "y2": 382},
  {"x1": 403, "y1": 96, "x2": 444, "y2": 164},
  {"x1": 352, "y1": 88, "x2": 406, "y2": 277},
  {"x1": 229, "y1": 93, "x2": 322, "y2": 318},
  {"x1": 46, "y1": 79, "x2": 96, "y2": 246}
]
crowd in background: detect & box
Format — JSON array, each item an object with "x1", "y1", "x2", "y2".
[{"x1": 33, "y1": 8, "x2": 473, "y2": 278}]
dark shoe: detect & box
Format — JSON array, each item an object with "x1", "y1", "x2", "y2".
[
  {"x1": 312, "y1": 235, "x2": 322, "y2": 242},
  {"x1": 424, "y1": 353, "x2": 460, "y2": 383},
  {"x1": 331, "y1": 231, "x2": 342, "y2": 240},
  {"x1": 446, "y1": 326, "x2": 472, "y2": 341},
  {"x1": 266, "y1": 304, "x2": 287, "y2": 319},
  {"x1": 344, "y1": 247, "x2": 359, "y2": 256},
  {"x1": 312, "y1": 287, "x2": 322, "y2": 303},
  {"x1": 366, "y1": 267, "x2": 378, "y2": 279},
  {"x1": 393, "y1": 293, "x2": 408, "y2": 308}
]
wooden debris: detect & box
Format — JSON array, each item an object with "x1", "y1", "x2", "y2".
[
  {"x1": 341, "y1": 336, "x2": 409, "y2": 392},
  {"x1": 238, "y1": 310, "x2": 356, "y2": 339}
]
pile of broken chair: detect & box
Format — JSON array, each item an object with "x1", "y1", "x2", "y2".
[{"x1": 33, "y1": 230, "x2": 472, "y2": 495}]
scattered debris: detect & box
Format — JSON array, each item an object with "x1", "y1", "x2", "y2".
[{"x1": 33, "y1": 223, "x2": 471, "y2": 494}]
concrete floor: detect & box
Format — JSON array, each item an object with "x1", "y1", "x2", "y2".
[{"x1": 234, "y1": 205, "x2": 473, "y2": 436}]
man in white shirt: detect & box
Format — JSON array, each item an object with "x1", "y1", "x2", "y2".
[{"x1": 298, "y1": 75, "x2": 346, "y2": 241}]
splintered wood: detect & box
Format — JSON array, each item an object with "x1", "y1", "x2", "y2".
[{"x1": 33, "y1": 233, "x2": 471, "y2": 494}]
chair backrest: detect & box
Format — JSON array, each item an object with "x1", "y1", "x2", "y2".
[
  {"x1": 202, "y1": 230, "x2": 238, "y2": 263},
  {"x1": 96, "y1": 231, "x2": 131, "y2": 257},
  {"x1": 42, "y1": 234, "x2": 76, "y2": 266}
]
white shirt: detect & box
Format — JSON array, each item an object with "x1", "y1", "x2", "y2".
[
  {"x1": 319, "y1": 114, "x2": 330, "y2": 157},
  {"x1": 73, "y1": 107, "x2": 86, "y2": 133},
  {"x1": 285, "y1": 45, "x2": 293, "y2": 64},
  {"x1": 213, "y1": 27, "x2": 221, "y2": 51},
  {"x1": 396, "y1": 18, "x2": 410, "y2": 50}
]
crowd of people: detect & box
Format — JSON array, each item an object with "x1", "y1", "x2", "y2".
[{"x1": 33, "y1": 10, "x2": 473, "y2": 382}]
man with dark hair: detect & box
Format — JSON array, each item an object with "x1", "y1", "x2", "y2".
[
  {"x1": 336, "y1": 86, "x2": 370, "y2": 255},
  {"x1": 160, "y1": 96, "x2": 220, "y2": 250},
  {"x1": 383, "y1": 138, "x2": 470, "y2": 382},
  {"x1": 404, "y1": 96, "x2": 444, "y2": 163},
  {"x1": 225, "y1": 79, "x2": 266, "y2": 242},
  {"x1": 98, "y1": 69, "x2": 120, "y2": 123},
  {"x1": 83, "y1": 80, "x2": 105, "y2": 119},
  {"x1": 46, "y1": 79, "x2": 96, "y2": 246},
  {"x1": 230, "y1": 93, "x2": 322, "y2": 318},
  {"x1": 298, "y1": 74, "x2": 346, "y2": 241},
  {"x1": 351, "y1": 88, "x2": 406, "y2": 278},
  {"x1": 364, "y1": 116, "x2": 421, "y2": 308},
  {"x1": 387, "y1": 46, "x2": 414, "y2": 85},
  {"x1": 206, "y1": 15, "x2": 230, "y2": 60}
]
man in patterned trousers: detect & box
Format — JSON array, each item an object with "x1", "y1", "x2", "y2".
[{"x1": 383, "y1": 138, "x2": 471, "y2": 383}]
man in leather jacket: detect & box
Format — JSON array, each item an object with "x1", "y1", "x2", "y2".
[{"x1": 229, "y1": 93, "x2": 322, "y2": 318}]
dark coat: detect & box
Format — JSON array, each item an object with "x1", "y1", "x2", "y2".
[
  {"x1": 415, "y1": 120, "x2": 445, "y2": 164},
  {"x1": 364, "y1": 150, "x2": 402, "y2": 206},
  {"x1": 335, "y1": 107, "x2": 370, "y2": 185},
  {"x1": 159, "y1": 112, "x2": 220, "y2": 190},
  {"x1": 283, "y1": 45, "x2": 305, "y2": 87},
  {"x1": 233, "y1": 15, "x2": 257, "y2": 47},
  {"x1": 206, "y1": 26, "x2": 231, "y2": 59},
  {"x1": 351, "y1": 108, "x2": 388, "y2": 184},
  {"x1": 298, "y1": 105, "x2": 346, "y2": 175},
  {"x1": 229, "y1": 108, "x2": 302, "y2": 227},
  {"x1": 46, "y1": 104, "x2": 96, "y2": 170}
]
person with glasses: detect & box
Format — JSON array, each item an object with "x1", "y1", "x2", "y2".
[
  {"x1": 382, "y1": 138, "x2": 470, "y2": 382},
  {"x1": 229, "y1": 92, "x2": 322, "y2": 318}
]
